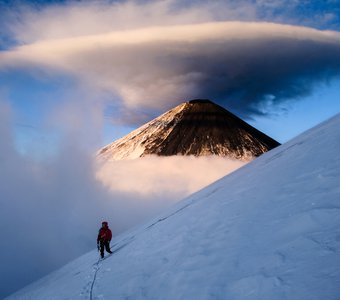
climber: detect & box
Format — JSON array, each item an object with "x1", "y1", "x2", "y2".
[{"x1": 97, "y1": 221, "x2": 113, "y2": 258}]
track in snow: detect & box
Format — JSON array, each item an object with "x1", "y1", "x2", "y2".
[{"x1": 88, "y1": 238, "x2": 135, "y2": 300}]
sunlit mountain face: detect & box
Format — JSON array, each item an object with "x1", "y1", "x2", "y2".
[{"x1": 98, "y1": 99, "x2": 280, "y2": 161}]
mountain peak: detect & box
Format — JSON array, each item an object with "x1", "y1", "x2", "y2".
[
  {"x1": 98, "y1": 100, "x2": 280, "y2": 161},
  {"x1": 187, "y1": 99, "x2": 213, "y2": 104}
]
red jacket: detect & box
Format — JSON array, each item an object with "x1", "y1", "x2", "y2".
[{"x1": 97, "y1": 224, "x2": 112, "y2": 242}]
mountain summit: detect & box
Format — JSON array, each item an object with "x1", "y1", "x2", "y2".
[{"x1": 98, "y1": 99, "x2": 280, "y2": 160}]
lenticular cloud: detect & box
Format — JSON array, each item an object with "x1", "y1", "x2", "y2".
[{"x1": 1, "y1": 19, "x2": 340, "y2": 121}]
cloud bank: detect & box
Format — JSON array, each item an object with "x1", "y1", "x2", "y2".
[
  {"x1": 0, "y1": 102, "x2": 107, "y2": 297},
  {"x1": 1, "y1": 1, "x2": 340, "y2": 123},
  {"x1": 96, "y1": 156, "x2": 246, "y2": 198}
]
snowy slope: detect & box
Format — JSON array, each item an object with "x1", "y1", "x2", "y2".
[{"x1": 7, "y1": 114, "x2": 340, "y2": 300}]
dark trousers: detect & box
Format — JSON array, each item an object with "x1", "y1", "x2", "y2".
[{"x1": 100, "y1": 240, "x2": 112, "y2": 258}]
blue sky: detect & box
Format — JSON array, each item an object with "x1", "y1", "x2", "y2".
[{"x1": 1, "y1": 0, "x2": 340, "y2": 159}]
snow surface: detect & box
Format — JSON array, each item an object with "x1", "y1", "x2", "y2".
[{"x1": 6, "y1": 114, "x2": 340, "y2": 300}]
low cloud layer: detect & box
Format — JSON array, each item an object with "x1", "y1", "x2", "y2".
[
  {"x1": 96, "y1": 156, "x2": 246, "y2": 198},
  {"x1": 0, "y1": 103, "x2": 106, "y2": 297},
  {"x1": 1, "y1": 1, "x2": 340, "y2": 124}
]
